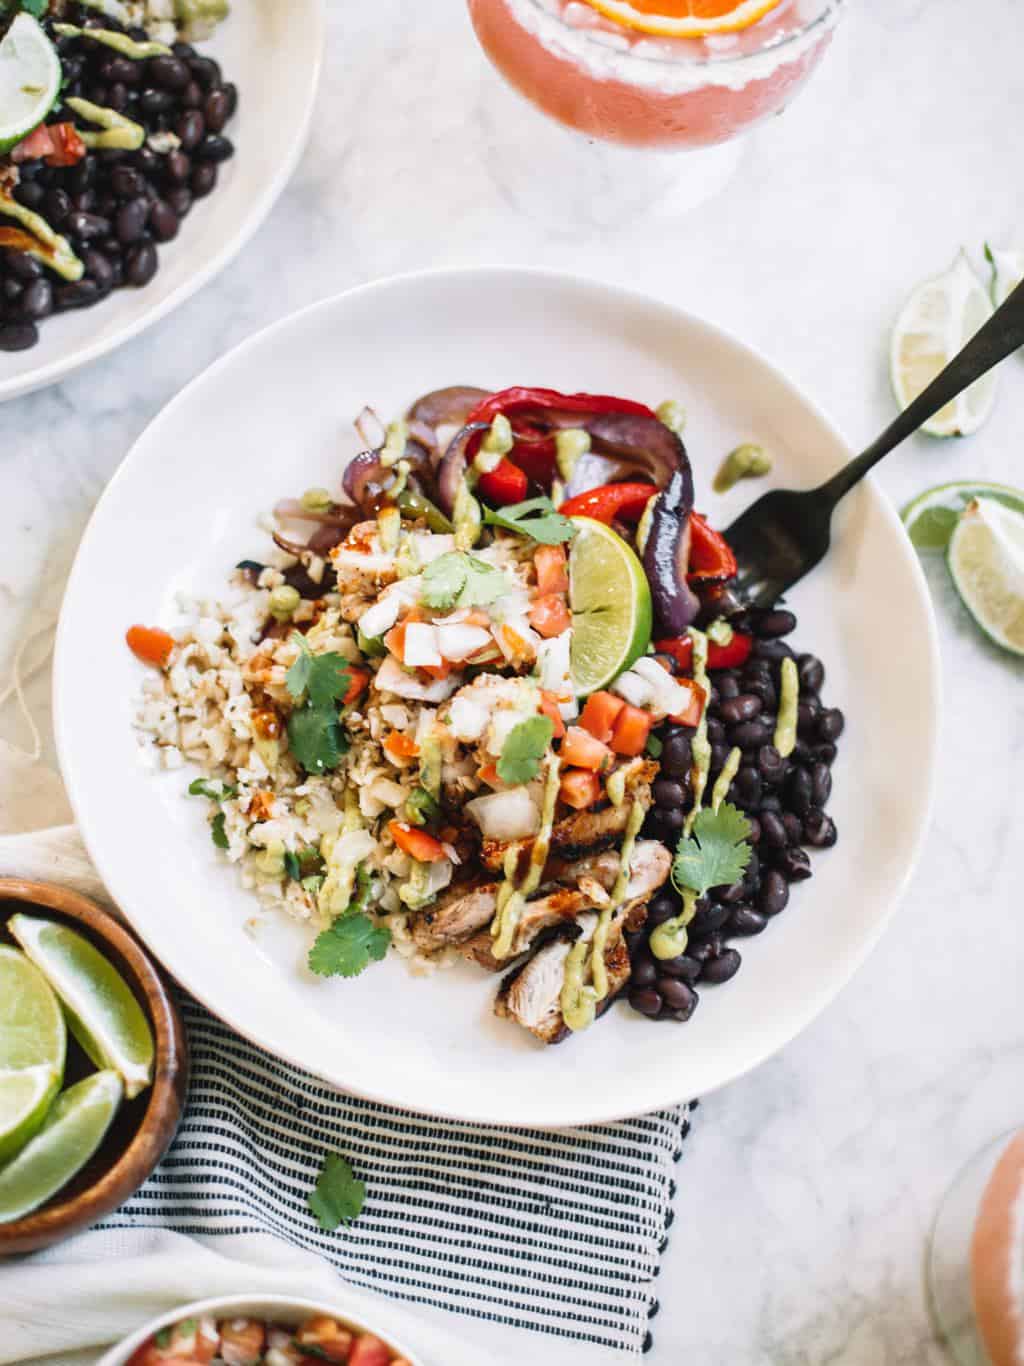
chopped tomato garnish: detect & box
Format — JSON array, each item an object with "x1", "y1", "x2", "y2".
[
  {"x1": 126, "y1": 624, "x2": 176, "y2": 668},
  {"x1": 528, "y1": 593, "x2": 571, "y2": 638},
  {"x1": 538, "y1": 690, "x2": 567, "y2": 738},
  {"x1": 389, "y1": 821, "x2": 448, "y2": 862},
  {"x1": 383, "y1": 731, "x2": 419, "y2": 760},
  {"x1": 578, "y1": 690, "x2": 625, "y2": 743},
  {"x1": 478, "y1": 761, "x2": 502, "y2": 787},
  {"x1": 343, "y1": 666, "x2": 370, "y2": 705},
  {"x1": 671, "y1": 681, "x2": 706, "y2": 729},
  {"x1": 560, "y1": 725, "x2": 613, "y2": 772},
  {"x1": 384, "y1": 620, "x2": 408, "y2": 660},
  {"x1": 349, "y1": 1338, "x2": 392, "y2": 1366},
  {"x1": 535, "y1": 543, "x2": 569, "y2": 595},
  {"x1": 295, "y1": 1318, "x2": 353, "y2": 1364},
  {"x1": 609, "y1": 703, "x2": 653, "y2": 757},
  {"x1": 12, "y1": 121, "x2": 86, "y2": 167},
  {"x1": 217, "y1": 1320, "x2": 265, "y2": 1366},
  {"x1": 559, "y1": 768, "x2": 602, "y2": 809}
]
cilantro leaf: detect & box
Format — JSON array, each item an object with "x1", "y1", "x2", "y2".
[
  {"x1": 497, "y1": 714, "x2": 554, "y2": 786},
  {"x1": 672, "y1": 802, "x2": 752, "y2": 898},
  {"x1": 287, "y1": 704, "x2": 347, "y2": 775},
  {"x1": 483, "y1": 496, "x2": 577, "y2": 546},
  {"x1": 645, "y1": 734, "x2": 663, "y2": 758},
  {"x1": 284, "y1": 850, "x2": 302, "y2": 881},
  {"x1": 308, "y1": 913, "x2": 391, "y2": 978},
  {"x1": 308, "y1": 1152, "x2": 366, "y2": 1231},
  {"x1": 189, "y1": 777, "x2": 237, "y2": 801},
  {"x1": 19, "y1": 0, "x2": 47, "y2": 15},
  {"x1": 422, "y1": 553, "x2": 511, "y2": 611},
  {"x1": 286, "y1": 634, "x2": 351, "y2": 708},
  {"x1": 211, "y1": 812, "x2": 229, "y2": 850}
]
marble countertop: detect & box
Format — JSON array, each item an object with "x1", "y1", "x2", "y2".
[{"x1": 2, "y1": 0, "x2": 1023, "y2": 1361}]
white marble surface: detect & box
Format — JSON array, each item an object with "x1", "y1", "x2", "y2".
[{"x1": 2, "y1": 0, "x2": 1023, "y2": 1361}]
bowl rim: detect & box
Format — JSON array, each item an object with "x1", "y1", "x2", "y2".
[
  {"x1": 95, "y1": 1292, "x2": 427, "y2": 1366},
  {"x1": 0, "y1": 878, "x2": 188, "y2": 1255}
]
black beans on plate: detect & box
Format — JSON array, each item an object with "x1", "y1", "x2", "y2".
[
  {"x1": 629, "y1": 606, "x2": 843, "y2": 1024},
  {"x1": 0, "y1": 4, "x2": 239, "y2": 352}
]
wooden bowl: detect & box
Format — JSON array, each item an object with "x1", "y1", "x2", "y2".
[{"x1": 0, "y1": 879, "x2": 188, "y2": 1256}]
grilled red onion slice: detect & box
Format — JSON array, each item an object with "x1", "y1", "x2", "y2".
[
  {"x1": 274, "y1": 498, "x2": 352, "y2": 527},
  {"x1": 643, "y1": 470, "x2": 700, "y2": 635},
  {"x1": 406, "y1": 386, "x2": 489, "y2": 430},
  {"x1": 436, "y1": 422, "x2": 489, "y2": 516},
  {"x1": 563, "y1": 413, "x2": 693, "y2": 503}
]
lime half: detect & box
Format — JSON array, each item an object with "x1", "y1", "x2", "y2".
[
  {"x1": 948, "y1": 498, "x2": 1024, "y2": 656},
  {"x1": 0, "y1": 14, "x2": 62, "y2": 155},
  {"x1": 891, "y1": 251, "x2": 997, "y2": 438},
  {"x1": 568, "y1": 516, "x2": 652, "y2": 695},
  {"x1": 8, "y1": 915, "x2": 154, "y2": 1100},
  {"x1": 0, "y1": 944, "x2": 66, "y2": 1076},
  {"x1": 985, "y1": 244, "x2": 1024, "y2": 309},
  {"x1": 0, "y1": 1070, "x2": 122, "y2": 1224},
  {"x1": 0, "y1": 1063, "x2": 59, "y2": 1165},
  {"x1": 902, "y1": 480, "x2": 1024, "y2": 553}
]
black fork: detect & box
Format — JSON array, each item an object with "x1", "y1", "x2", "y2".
[{"x1": 725, "y1": 277, "x2": 1024, "y2": 608}]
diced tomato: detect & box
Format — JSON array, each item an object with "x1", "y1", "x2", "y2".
[
  {"x1": 535, "y1": 544, "x2": 569, "y2": 595},
  {"x1": 11, "y1": 121, "x2": 86, "y2": 167},
  {"x1": 654, "y1": 632, "x2": 753, "y2": 673},
  {"x1": 127, "y1": 1350, "x2": 204, "y2": 1366},
  {"x1": 528, "y1": 593, "x2": 571, "y2": 638},
  {"x1": 348, "y1": 1337, "x2": 392, "y2": 1366},
  {"x1": 383, "y1": 731, "x2": 419, "y2": 760},
  {"x1": 383, "y1": 620, "x2": 408, "y2": 660},
  {"x1": 218, "y1": 1321, "x2": 265, "y2": 1366},
  {"x1": 578, "y1": 690, "x2": 625, "y2": 743},
  {"x1": 477, "y1": 458, "x2": 528, "y2": 506},
  {"x1": 388, "y1": 821, "x2": 448, "y2": 862},
  {"x1": 126, "y1": 624, "x2": 176, "y2": 668},
  {"x1": 295, "y1": 1318, "x2": 353, "y2": 1364},
  {"x1": 671, "y1": 681, "x2": 706, "y2": 729},
  {"x1": 610, "y1": 703, "x2": 653, "y2": 757},
  {"x1": 688, "y1": 513, "x2": 738, "y2": 581},
  {"x1": 558, "y1": 482, "x2": 657, "y2": 525},
  {"x1": 560, "y1": 726, "x2": 612, "y2": 772},
  {"x1": 478, "y1": 761, "x2": 502, "y2": 787},
  {"x1": 559, "y1": 768, "x2": 602, "y2": 810},
  {"x1": 343, "y1": 666, "x2": 370, "y2": 705},
  {"x1": 538, "y1": 690, "x2": 566, "y2": 739}
]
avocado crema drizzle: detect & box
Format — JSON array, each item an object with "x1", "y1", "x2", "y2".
[
  {"x1": 453, "y1": 415, "x2": 514, "y2": 551},
  {"x1": 52, "y1": 23, "x2": 173, "y2": 60},
  {"x1": 491, "y1": 754, "x2": 562, "y2": 960}
]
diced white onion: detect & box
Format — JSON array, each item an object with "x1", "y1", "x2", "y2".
[
  {"x1": 449, "y1": 696, "x2": 490, "y2": 742},
  {"x1": 358, "y1": 595, "x2": 401, "y2": 641},
  {"x1": 466, "y1": 788, "x2": 540, "y2": 839},
  {"x1": 632, "y1": 656, "x2": 692, "y2": 716},
  {"x1": 375, "y1": 656, "x2": 457, "y2": 702},
  {"x1": 436, "y1": 623, "x2": 492, "y2": 661},
  {"x1": 613, "y1": 670, "x2": 653, "y2": 709},
  {"x1": 410, "y1": 532, "x2": 455, "y2": 564},
  {"x1": 402, "y1": 622, "x2": 441, "y2": 667},
  {"x1": 492, "y1": 618, "x2": 541, "y2": 662}
]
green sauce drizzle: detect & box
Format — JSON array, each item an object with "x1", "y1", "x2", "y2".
[
  {"x1": 683, "y1": 628, "x2": 711, "y2": 838},
  {"x1": 53, "y1": 24, "x2": 172, "y2": 58},
  {"x1": 0, "y1": 194, "x2": 83, "y2": 282},
  {"x1": 491, "y1": 755, "x2": 561, "y2": 959},
  {"x1": 774, "y1": 656, "x2": 799, "y2": 758},
  {"x1": 65, "y1": 96, "x2": 145, "y2": 151}
]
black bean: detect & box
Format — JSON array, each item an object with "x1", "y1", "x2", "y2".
[
  {"x1": 818, "y1": 708, "x2": 845, "y2": 742},
  {"x1": 72, "y1": 187, "x2": 100, "y2": 214},
  {"x1": 720, "y1": 694, "x2": 762, "y2": 725},
  {"x1": 195, "y1": 133, "x2": 234, "y2": 164},
  {"x1": 82, "y1": 249, "x2": 114, "y2": 293},
  {"x1": 628, "y1": 987, "x2": 663, "y2": 1018},
  {"x1": 730, "y1": 719, "x2": 773, "y2": 749},
  {"x1": 658, "y1": 954, "x2": 701, "y2": 983},
  {"x1": 797, "y1": 653, "x2": 825, "y2": 694},
  {"x1": 132, "y1": 146, "x2": 161, "y2": 178},
  {"x1": 701, "y1": 949, "x2": 741, "y2": 985},
  {"x1": 181, "y1": 79, "x2": 203, "y2": 109},
  {"x1": 782, "y1": 812, "x2": 803, "y2": 845},
  {"x1": 4, "y1": 250, "x2": 42, "y2": 282},
  {"x1": 110, "y1": 164, "x2": 146, "y2": 200},
  {"x1": 219, "y1": 82, "x2": 238, "y2": 121},
  {"x1": 66, "y1": 211, "x2": 111, "y2": 242},
  {"x1": 810, "y1": 762, "x2": 832, "y2": 808},
  {"x1": 759, "y1": 870, "x2": 790, "y2": 916},
  {"x1": 657, "y1": 978, "x2": 698, "y2": 1018},
  {"x1": 630, "y1": 949, "x2": 658, "y2": 989},
  {"x1": 814, "y1": 742, "x2": 838, "y2": 767},
  {"x1": 760, "y1": 794, "x2": 782, "y2": 813},
  {"x1": 106, "y1": 82, "x2": 129, "y2": 112},
  {"x1": 716, "y1": 878, "x2": 747, "y2": 905},
  {"x1": 140, "y1": 86, "x2": 175, "y2": 116},
  {"x1": 727, "y1": 905, "x2": 768, "y2": 936},
  {"x1": 148, "y1": 200, "x2": 179, "y2": 242},
  {"x1": 99, "y1": 56, "x2": 138, "y2": 85},
  {"x1": 175, "y1": 109, "x2": 205, "y2": 150},
  {"x1": 745, "y1": 678, "x2": 777, "y2": 710},
  {"x1": 686, "y1": 935, "x2": 720, "y2": 964},
  {"x1": 44, "y1": 187, "x2": 72, "y2": 225},
  {"x1": 163, "y1": 149, "x2": 191, "y2": 186},
  {"x1": 746, "y1": 815, "x2": 761, "y2": 845},
  {"x1": 20, "y1": 278, "x2": 53, "y2": 321},
  {"x1": 66, "y1": 155, "x2": 96, "y2": 195},
  {"x1": 190, "y1": 160, "x2": 218, "y2": 199},
  {"x1": 115, "y1": 198, "x2": 149, "y2": 245},
  {"x1": 786, "y1": 767, "x2": 813, "y2": 815},
  {"x1": 705, "y1": 717, "x2": 725, "y2": 745},
  {"x1": 797, "y1": 700, "x2": 820, "y2": 736},
  {"x1": 204, "y1": 87, "x2": 232, "y2": 133},
  {"x1": 753, "y1": 609, "x2": 797, "y2": 639},
  {"x1": 55, "y1": 279, "x2": 101, "y2": 310},
  {"x1": 128, "y1": 24, "x2": 149, "y2": 39},
  {"x1": 2, "y1": 278, "x2": 22, "y2": 304},
  {"x1": 689, "y1": 901, "x2": 730, "y2": 935},
  {"x1": 653, "y1": 777, "x2": 685, "y2": 810},
  {"x1": 743, "y1": 847, "x2": 760, "y2": 887},
  {"x1": 753, "y1": 638, "x2": 795, "y2": 662},
  {"x1": 707, "y1": 683, "x2": 720, "y2": 708},
  {"x1": 124, "y1": 241, "x2": 158, "y2": 287},
  {"x1": 759, "y1": 810, "x2": 787, "y2": 849},
  {"x1": 660, "y1": 732, "x2": 692, "y2": 779},
  {"x1": 716, "y1": 674, "x2": 740, "y2": 701},
  {"x1": 776, "y1": 846, "x2": 812, "y2": 882},
  {"x1": 149, "y1": 55, "x2": 191, "y2": 91},
  {"x1": 709, "y1": 742, "x2": 730, "y2": 776},
  {"x1": 165, "y1": 186, "x2": 193, "y2": 219},
  {"x1": 644, "y1": 811, "x2": 675, "y2": 844},
  {"x1": 757, "y1": 744, "x2": 787, "y2": 784},
  {"x1": 13, "y1": 180, "x2": 46, "y2": 210},
  {"x1": 733, "y1": 766, "x2": 761, "y2": 809},
  {"x1": 87, "y1": 82, "x2": 110, "y2": 106},
  {"x1": 172, "y1": 41, "x2": 196, "y2": 60},
  {"x1": 188, "y1": 54, "x2": 221, "y2": 89},
  {"x1": 803, "y1": 808, "x2": 838, "y2": 848}
]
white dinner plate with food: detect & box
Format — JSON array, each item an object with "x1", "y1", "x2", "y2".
[
  {"x1": 54, "y1": 267, "x2": 939, "y2": 1127},
  {"x1": 0, "y1": 0, "x2": 324, "y2": 402}
]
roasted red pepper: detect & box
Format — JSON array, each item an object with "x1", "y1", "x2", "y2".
[
  {"x1": 477, "y1": 458, "x2": 529, "y2": 505},
  {"x1": 558, "y1": 481, "x2": 657, "y2": 525},
  {"x1": 688, "y1": 512, "x2": 738, "y2": 582},
  {"x1": 655, "y1": 632, "x2": 753, "y2": 673}
]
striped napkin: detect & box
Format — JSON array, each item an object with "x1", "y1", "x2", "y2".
[{"x1": 96, "y1": 999, "x2": 692, "y2": 1358}]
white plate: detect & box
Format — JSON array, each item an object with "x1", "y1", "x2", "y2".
[
  {"x1": 0, "y1": 0, "x2": 324, "y2": 403},
  {"x1": 54, "y1": 268, "x2": 940, "y2": 1127}
]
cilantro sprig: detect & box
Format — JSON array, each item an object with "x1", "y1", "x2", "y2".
[
  {"x1": 308, "y1": 914, "x2": 391, "y2": 979},
  {"x1": 189, "y1": 777, "x2": 238, "y2": 801},
  {"x1": 421, "y1": 552, "x2": 512, "y2": 611},
  {"x1": 497, "y1": 714, "x2": 554, "y2": 786},
  {"x1": 210, "y1": 812, "x2": 229, "y2": 850},
  {"x1": 483, "y1": 496, "x2": 576, "y2": 546},
  {"x1": 285, "y1": 633, "x2": 351, "y2": 775},
  {"x1": 671, "y1": 802, "x2": 752, "y2": 898},
  {"x1": 286, "y1": 633, "x2": 352, "y2": 708},
  {"x1": 309, "y1": 1152, "x2": 366, "y2": 1232}
]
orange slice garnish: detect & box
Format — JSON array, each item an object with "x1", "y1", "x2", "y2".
[{"x1": 583, "y1": 0, "x2": 784, "y2": 38}]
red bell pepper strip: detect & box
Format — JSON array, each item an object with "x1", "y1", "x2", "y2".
[
  {"x1": 559, "y1": 481, "x2": 657, "y2": 525},
  {"x1": 11, "y1": 122, "x2": 86, "y2": 168},
  {"x1": 688, "y1": 512, "x2": 738, "y2": 581},
  {"x1": 655, "y1": 632, "x2": 753, "y2": 673},
  {"x1": 477, "y1": 458, "x2": 528, "y2": 506}
]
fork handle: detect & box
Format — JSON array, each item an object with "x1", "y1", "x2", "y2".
[{"x1": 820, "y1": 276, "x2": 1024, "y2": 503}]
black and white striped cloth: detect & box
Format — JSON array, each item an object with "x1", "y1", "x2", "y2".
[{"x1": 100, "y1": 1000, "x2": 693, "y2": 1358}]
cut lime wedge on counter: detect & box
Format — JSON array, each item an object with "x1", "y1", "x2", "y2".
[
  {"x1": 891, "y1": 251, "x2": 997, "y2": 438},
  {"x1": 0, "y1": 1063, "x2": 59, "y2": 1165},
  {"x1": 8, "y1": 915, "x2": 154, "y2": 1100},
  {"x1": 0, "y1": 14, "x2": 62, "y2": 155},
  {"x1": 0, "y1": 1070, "x2": 122, "y2": 1224},
  {"x1": 902, "y1": 480, "x2": 1024, "y2": 553},
  {"x1": 568, "y1": 516, "x2": 652, "y2": 695},
  {"x1": 985, "y1": 244, "x2": 1024, "y2": 309},
  {"x1": 0, "y1": 944, "x2": 66, "y2": 1076},
  {"x1": 948, "y1": 498, "x2": 1024, "y2": 656}
]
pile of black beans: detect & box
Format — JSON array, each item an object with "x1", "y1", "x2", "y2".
[
  {"x1": 0, "y1": 4, "x2": 237, "y2": 352},
  {"x1": 627, "y1": 606, "x2": 844, "y2": 1023}
]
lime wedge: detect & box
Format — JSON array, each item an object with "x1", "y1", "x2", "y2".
[
  {"x1": 568, "y1": 516, "x2": 652, "y2": 695},
  {"x1": 948, "y1": 498, "x2": 1024, "y2": 656},
  {"x1": 891, "y1": 250, "x2": 997, "y2": 438},
  {"x1": 0, "y1": 1070, "x2": 122, "y2": 1224},
  {"x1": 985, "y1": 243, "x2": 1024, "y2": 309},
  {"x1": 0, "y1": 945, "x2": 66, "y2": 1076},
  {"x1": 0, "y1": 14, "x2": 62, "y2": 155},
  {"x1": 902, "y1": 480, "x2": 1024, "y2": 553},
  {"x1": 8, "y1": 915, "x2": 154, "y2": 1100},
  {"x1": 0, "y1": 1063, "x2": 59, "y2": 1165}
]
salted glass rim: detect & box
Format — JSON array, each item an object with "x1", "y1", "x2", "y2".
[{"x1": 514, "y1": 0, "x2": 846, "y2": 69}]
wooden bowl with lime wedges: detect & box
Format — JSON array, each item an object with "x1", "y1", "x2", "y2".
[{"x1": 0, "y1": 879, "x2": 187, "y2": 1256}]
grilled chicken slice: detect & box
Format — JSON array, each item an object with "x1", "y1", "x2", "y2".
[
  {"x1": 409, "y1": 881, "x2": 498, "y2": 952},
  {"x1": 494, "y1": 912, "x2": 631, "y2": 1045}
]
